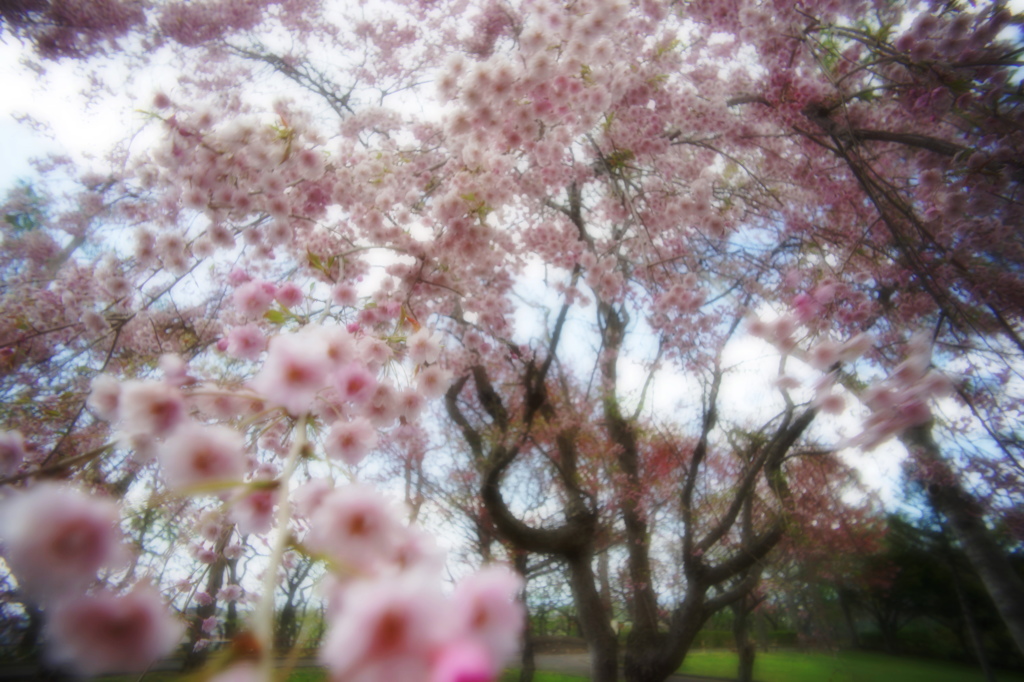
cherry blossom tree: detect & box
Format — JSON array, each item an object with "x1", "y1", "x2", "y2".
[{"x1": 2, "y1": 0, "x2": 1024, "y2": 681}]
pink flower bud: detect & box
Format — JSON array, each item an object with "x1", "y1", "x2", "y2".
[
  {"x1": 275, "y1": 282, "x2": 303, "y2": 308},
  {"x1": 430, "y1": 639, "x2": 495, "y2": 682},
  {"x1": 451, "y1": 566, "x2": 524, "y2": 662},
  {"x1": 233, "y1": 280, "x2": 275, "y2": 318},
  {"x1": 325, "y1": 418, "x2": 379, "y2": 465},
  {"x1": 225, "y1": 325, "x2": 266, "y2": 361},
  {"x1": 0, "y1": 430, "x2": 26, "y2": 477},
  {"x1": 1, "y1": 484, "x2": 123, "y2": 600},
  {"x1": 306, "y1": 485, "x2": 404, "y2": 571},
  {"x1": 158, "y1": 423, "x2": 247, "y2": 491},
  {"x1": 407, "y1": 329, "x2": 443, "y2": 365},
  {"x1": 87, "y1": 374, "x2": 121, "y2": 421},
  {"x1": 118, "y1": 380, "x2": 185, "y2": 437},
  {"x1": 46, "y1": 584, "x2": 183, "y2": 675}
]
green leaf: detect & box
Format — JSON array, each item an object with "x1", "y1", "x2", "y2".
[{"x1": 264, "y1": 309, "x2": 287, "y2": 324}]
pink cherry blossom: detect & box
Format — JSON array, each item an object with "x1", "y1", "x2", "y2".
[
  {"x1": 332, "y1": 283, "x2": 359, "y2": 307},
  {"x1": 417, "y1": 365, "x2": 452, "y2": 398},
  {"x1": 275, "y1": 281, "x2": 304, "y2": 308},
  {"x1": 118, "y1": 380, "x2": 186, "y2": 437},
  {"x1": 46, "y1": 584, "x2": 183, "y2": 675},
  {"x1": 228, "y1": 268, "x2": 252, "y2": 286},
  {"x1": 225, "y1": 324, "x2": 266, "y2": 360},
  {"x1": 158, "y1": 423, "x2": 247, "y2": 491},
  {"x1": 233, "y1": 280, "x2": 275, "y2": 318},
  {"x1": 1, "y1": 483, "x2": 123, "y2": 599},
  {"x1": 218, "y1": 584, "x2": 244, "y2": 602},
  {"x1": 195, "y1": 546, "x2": 218, "y2": 564},
  {"x1": 815, "y1": 392, "x2": 846, "y2": 415},
  {"x1": 391, "y1": 527, "x2": 446, "y2": 575},
  {"x1": 305, "y1": 485, "x2": 404, "y2": 571},
  {"x1": 319, "y1": 572, "x2": 445, "y2": 682},
  {"x1": 0, "y1": 430, "x2": 26, "y2": 476},
  {"x1": 363, "y1": 381, "x2": 400, "y2": 427},
  {"x1": 197, "y1": 514, "x2": 223, "y2": 541},
  {"x1": 318, "y1": 326, "x2": 358, "y2": 369},
  {"x1": 430, "y1": 639, "x2": 496, "y2": 682},
  {"x1": 251, "y1": 331, "x2": 332, "y2": 415},
  {"x1": 325, "y1": 418, "x2": 379, "y2": 465},
  {"x1": 407, "y1": 328, "x2": 443, "y2": 364},
  {"x1": 293, "y1": 479, "x2": 334, "y2": 517},
  {"x1": 230, "y1": 487, "x2": 276, "y2": 535},
  {"x1": 82, "y1": 310, "x2": 109, "y2": 336},
  {"x1": 398, "y1": 388, "x2": 427, "y2": 420},
  {"x1": 359, "y1": 338, "x2": 393, "y2": 368},
  {"x1": 87, "y1": 374, "x2": 122, "y2": 421},
  {"x1": 335, "y1": 362, "x2": 377, "y2": 403},
  {"x1": 159, "y1": 353, "x2": 192, "y2": 387},
  {"x1": 450, "y1": 566, "x2": 524, "y2": 662},
  {"x1": 808, "y1": 341, "x2": 840, "y2": 370}
]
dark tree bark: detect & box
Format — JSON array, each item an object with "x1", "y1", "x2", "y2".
[
  {"x1": 732, "y1": 596, "x2": 757, "y2": 682},
  {"x1": 949, "y1": 556, "x2": 997, "y2": 682},
  {"x1": 837, "y1": 587, "x2": 860, "y2": 649},
  {"x1": 444, "y1": 189, "x2": 820, "y2": 682},
  {"x1": 276, "y1": 558, "x2": 315, "y2": 651},
  {"x1": 447, "y1": 355, "x2": 816, "y2": 682},
  {"x1": 183, "y1": 525, "x2": 233, "y2": 669},
  {"x1": 514, "y1": 552, "x2": 537, "y2": 682},
  {"x1": 731, "y1": 496, "x2": 759, "y2": 682},
  {"x1": 904, "y1": 424, "x2": 1024, "y2": 656}
]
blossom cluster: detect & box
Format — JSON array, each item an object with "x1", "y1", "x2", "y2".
[
  {"x1": 0, "y1": 483, "x2": 183, "y2": 674},
  {"x1": 1, "y1": 319, "x2": 520, "y2": 680},
  {"x1": 305, "y1": 485, "x2": 523, "y2": 682},
  {"x1": 851, "y1": 337, "x2": 953, "y2": 451}
]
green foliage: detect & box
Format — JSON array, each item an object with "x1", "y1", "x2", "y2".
[
  {"x1": 264, "y1": 309, "x2": 289, "y2": 324},
  {"x1": 693, "y1": 629, "x2": 798, "y2": 649},
  {"x1": 678, "y1": 650, "x2": 1024, "y2": 682},
  {"x1": 693, "y1": 629, "x2": 732, "y2": 648},
  {"x1": 306, "y1": 250, "x2": 339, "y2": 278},
  {"x1": 2, "y1": 180, "x2": 48, "y2": 233},
  {"x1": 859, "y1": 626, "x2": 961, "y2": 660},
  {"x1": 603, "y1": 149, "x2": 635, "y2": 170},
  {"x1": 848, "y1": 513, "x2": 1023, "y2": 666}
]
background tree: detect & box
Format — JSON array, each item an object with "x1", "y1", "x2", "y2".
[{"x1": 1, "y1": 2, "x2": 1024, "y2": 682}]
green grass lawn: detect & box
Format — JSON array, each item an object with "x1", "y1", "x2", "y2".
[
  {"x1": 75, "y1": 651, "x2": 1024, "y2": 682},
  {"x1": 501, "y1": 673, "x2": 588, "y2": 682},
  {"x1": 678, "y1": 649, "x2": 1024, "y2": 682},
  {"x1": 93, "y1": 668, "x2": 585, "y2": 681}
]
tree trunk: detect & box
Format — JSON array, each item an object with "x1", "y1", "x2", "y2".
[
  {"x1": 183, "y1": 527, "x2": 232, "y2": 669},
  {"x1": 879, "y1": 613, "x2": 899, "y2": 655},
  {"x1": 950, "y1": 555, "x2": 997, "y2": 682},
  {"x1": 518, "y1": 632, "x2": 537, "y2": 682},
  {"x1": 515, "y1": 552, "x2": 536, "y2": 682},
  {"x1": 904, "y1": 425, "x2": 1024, "y2": 656},
  {"x1": 838, "y1": 587, "x2": 860, "y2": 649},
  {"x1": 732, "y1": 597, "x2": 756, "y2": 682},
  {"x1": 599, "y1": 548, "x2": 613, "y2": 615},
  {"x1": 567, "y1": 553, "x2": 618, "y2": 682}
]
